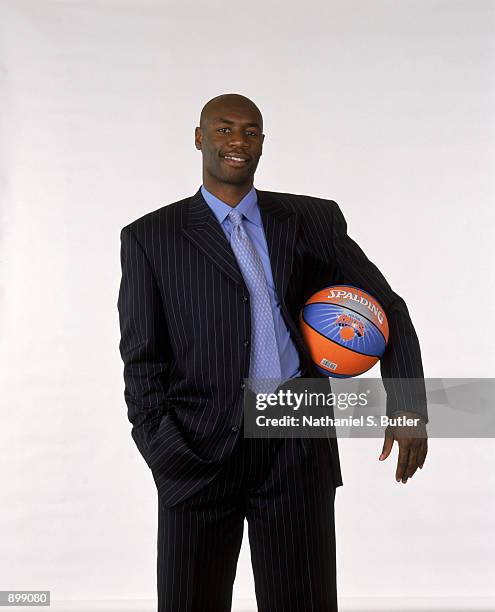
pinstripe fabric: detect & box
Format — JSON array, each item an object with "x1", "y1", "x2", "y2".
[
  {"x1": 117, "y1": 187, "x2": 427, "y2": 509},
  {"x1": 157, "y1": 436, "x2": 337, "y2": 612}
]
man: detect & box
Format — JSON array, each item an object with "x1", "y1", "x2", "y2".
[{"x1": 117, "y1": 93, "x2": 428, "y2": 611}]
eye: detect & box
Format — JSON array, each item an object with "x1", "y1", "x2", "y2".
[
  {"x1": 217, "y1": 127, "x2": 231, "y2": 133},
  {"x1": 246, "y1": 131, "x2": 258, "y2": 137}
]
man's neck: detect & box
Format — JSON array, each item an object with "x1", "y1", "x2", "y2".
[{"x1": 202, "y1": 179, "x2": 254, "y2": 208}]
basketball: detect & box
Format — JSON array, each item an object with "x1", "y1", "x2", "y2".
[{"x1": 299, "y1": 285, "x2": 389, "y2": 378}]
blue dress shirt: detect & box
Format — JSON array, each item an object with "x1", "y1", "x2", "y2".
[{"x1": 200, "y1": 184, "x2": 301, "y2": 381}]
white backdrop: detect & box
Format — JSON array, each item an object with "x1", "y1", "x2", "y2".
[{"x1": 1, "y1": 1, "x2": 494, "y2": 610}]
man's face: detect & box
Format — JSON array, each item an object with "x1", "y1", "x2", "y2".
[{"x1": 195, "y1": 102, "x2": 265, "y2": 186}]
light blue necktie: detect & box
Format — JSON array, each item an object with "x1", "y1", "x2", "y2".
[{"x1": 228, "y1": 209, "x2": 282, "y2": 393}]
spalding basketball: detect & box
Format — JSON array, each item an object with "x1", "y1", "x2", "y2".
[{"x1": 299, "y1": 285, "x2": 389, "y2": 378}]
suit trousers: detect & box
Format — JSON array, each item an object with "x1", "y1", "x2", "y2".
[{"x1": 156, "y1": 435, "x2": 338, "y2": 612}]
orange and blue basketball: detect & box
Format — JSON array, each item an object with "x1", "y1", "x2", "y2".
[{"x1": 299, "y1": 285, "x2": 389, "y2": 378}]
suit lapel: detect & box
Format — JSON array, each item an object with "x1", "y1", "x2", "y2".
[
  {"x1": 181, "y1": 188, "x2": 245, "y2": 286},
  {"x1": 256, "y1": 188, "x2": 299, "y2": 303},
  {"x1": 181, "y1": 187, "x2": 299, "y2": 301}
]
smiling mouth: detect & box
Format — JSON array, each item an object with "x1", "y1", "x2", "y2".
[{"x1": 222, "y1": 154, "x2": 249, "y2": 167}]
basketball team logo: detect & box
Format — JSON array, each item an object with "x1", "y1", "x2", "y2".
[
  {"x1": 335, "y1": 312, "x2": 365, "y2": 341},
  {"x1": 299, "y1": 285, "x2": 389, "y2": 378}
]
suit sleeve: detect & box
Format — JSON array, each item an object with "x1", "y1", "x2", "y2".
[
  {"x1": 117, "y1": 226, "x2": 173, "y2": 467},
  {"x1": 330, "y1": 202, "x2": 428, "y2": 423}
]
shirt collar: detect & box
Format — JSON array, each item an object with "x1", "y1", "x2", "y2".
[{"x1": 200, "y1": 184, "x2": 262, "y2": 227}]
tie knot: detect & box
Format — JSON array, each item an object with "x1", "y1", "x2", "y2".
[{"x1": 228, "y1": 209, "x2": 243, "y2": 227}]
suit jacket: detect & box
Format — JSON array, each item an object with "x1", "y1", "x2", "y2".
[{"x1": 117, "y1": 187, "x2": 427, "y2": 507}]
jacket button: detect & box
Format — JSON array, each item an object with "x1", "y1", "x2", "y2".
[
  {"x1": 231, "y1": 425, "x2": 240, "y2": 432},
  {"x1": 242, "y1": 295, "x2": 249, "y2": 303},
  {"x1": 243, "y1": 339, "x2": 250, "y2": 347},
  {"x1": 240, "y1": 382, "x2": 246, "y2": 390}
]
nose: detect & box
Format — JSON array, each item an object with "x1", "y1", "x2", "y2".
[{"x1": 227, "y1": 129, "x2": 249, "y2": 148}]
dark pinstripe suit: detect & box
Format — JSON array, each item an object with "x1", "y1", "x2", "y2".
[{"x1": 117, "y1": 187, "x2": 427, "y2": 611}]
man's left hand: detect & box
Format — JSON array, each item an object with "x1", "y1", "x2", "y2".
[{"x1": 379, "y1": 411, "x2": 428, "y2": 484}]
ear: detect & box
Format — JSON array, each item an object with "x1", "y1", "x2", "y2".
[{"x1": 194, "y1": 126, "x2": 202, "y2": 150}]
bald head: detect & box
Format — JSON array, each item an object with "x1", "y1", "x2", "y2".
[
  {"x1": 199, "y1": 93, "x2": 263, "y2": 131},
  {"x1": 195, "y1": 93, "x2": 265, "y2": 203}
]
